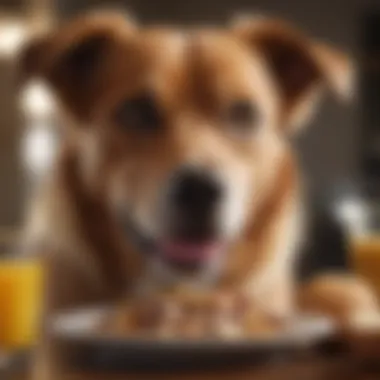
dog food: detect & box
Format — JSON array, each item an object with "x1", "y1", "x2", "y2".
[{"x1": 101, "y1": 289, "x2": 283, "y2": 339}]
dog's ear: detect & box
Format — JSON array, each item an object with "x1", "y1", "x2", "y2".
[
  {"x1": 232, "y1": 17, "x2": 354, "y2": 132},
  {"x1": 18, "y1": 11, "x2": 136, "y2": 122}
]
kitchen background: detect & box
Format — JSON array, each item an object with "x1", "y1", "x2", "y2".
[{"x1": 0, "y1": 0, "x2": 380, "y2": 277}]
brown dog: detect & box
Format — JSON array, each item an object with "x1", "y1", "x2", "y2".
[{"x1": 19, "y1": 11, "x2": 378, "y2": 379}]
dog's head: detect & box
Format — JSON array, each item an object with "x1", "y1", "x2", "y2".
[{"x1": 20, "y1": 12, "x2": 352, "y2": 282}]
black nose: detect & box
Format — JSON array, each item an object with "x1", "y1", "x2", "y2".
[
  {"x1": 170, "y1": 168, "x2": 222, "y2": 240},
  {"x1": 172, "y1": 168, "x2": 222, "y2": 214}
]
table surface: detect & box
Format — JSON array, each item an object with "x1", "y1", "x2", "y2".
[
  {"x1": 6, "y1": 336, "x2": 380, "y2": 380},
  {"x1": 10, "y1": 355, "x2": 380, "y2": 380}
]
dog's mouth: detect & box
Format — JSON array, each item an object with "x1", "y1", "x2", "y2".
[
  {"x1": 157, "y1": 240, "x2": 224, "y2": 271},
  {"x1": 120, "y1": 214, "x2": 226, "y2": 272}
]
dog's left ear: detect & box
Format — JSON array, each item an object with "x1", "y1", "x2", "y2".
[
  {"x1": 18, "y1": 11, "x2": 136, "y2": 122},
  {"x1": 232, "y1": 17, "x2": 354, "y2": 132}
]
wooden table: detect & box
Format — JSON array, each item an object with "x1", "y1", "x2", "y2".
[
  {"x1": 9, "y1": 353, "x2": 380, "y2": 380},
  {"x1": 7, "y1": 334, "x2": 380, "y2": 380}
]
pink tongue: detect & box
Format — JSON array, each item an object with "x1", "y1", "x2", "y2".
[{"x1": 160, "y1": 241, "x2": 219, "y2": 262}]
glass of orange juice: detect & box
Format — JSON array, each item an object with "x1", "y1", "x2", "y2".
[
  {"x1": 336, "y1": 189, "x2": 380, "y2": 297},
  {"x1": 0, "y1": 258, "x2": 44, "y2": 368}
]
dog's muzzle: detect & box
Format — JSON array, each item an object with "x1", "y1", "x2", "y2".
[
  {"x1": 167, "y1": 167, "x2": 223, "y2": 240},
  {"x1": 121, "y1": 167, "x2": 227, "y2": 273}
]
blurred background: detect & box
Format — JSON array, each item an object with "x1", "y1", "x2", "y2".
[{"x1": 0, "y1": 0, "x2": 380, "y2": 274}]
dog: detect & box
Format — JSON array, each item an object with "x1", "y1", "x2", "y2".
[{"x1": 19, "y1": 11, "x2": 380, "y2": 379}]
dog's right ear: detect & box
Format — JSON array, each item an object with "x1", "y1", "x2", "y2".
[
  {"x1": 231, "y1": 16, "x2": 354, "y2": 133},
  {"x1": 18, "y1": 12, "x2": 136, "y2": 121}
]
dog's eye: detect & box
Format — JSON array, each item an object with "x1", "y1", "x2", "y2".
[
  {"x1": 114, "y1": 94, "x2": 161, "y2": 132},
  {"x1": 227, "y1": 100, "x2": 259, "y2": 129}
]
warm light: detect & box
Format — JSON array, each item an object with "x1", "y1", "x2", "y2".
[
  {"x1": 22, "y1": 124, "x2": 57, "y2": 177},
  {"x1": 334, "y1": 197, "x2": 368, "y2": 234},
  {"x1": 0, "y1": 22, "x2": 27, "y2": 57},
  {"x1": 21, "y1": 82, "x2": 55, "y2": 119}
]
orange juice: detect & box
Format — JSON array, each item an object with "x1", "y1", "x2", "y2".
[
  {"x1": 351, "y1": 234, "x2": 380, "y2": 297},
  {"x1": 0, "y1": 260, "x2": 44, "y2": 349}
]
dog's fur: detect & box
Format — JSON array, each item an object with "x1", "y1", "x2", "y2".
[{"x1": 19, "y1": 11, "x2": 379, "y2": 379}]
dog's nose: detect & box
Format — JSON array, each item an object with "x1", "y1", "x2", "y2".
[
  {"x1": 172, "y1": 168, "x2": 222, "y2": 214},
  {"x1": 169, "y1": 168, "x2": 222, "y2": 240}
]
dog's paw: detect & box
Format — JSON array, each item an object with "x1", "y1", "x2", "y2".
[
  {"x1": 298, "y1": 273, "x2": 380, "y2": 360},
  {"x1": 298, "y1": 273, "x2": 379, "y2": 326}
]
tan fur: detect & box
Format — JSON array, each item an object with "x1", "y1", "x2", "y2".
[
  {"x1": 18, "y1": 12, "x2": 376, "y2": 379},
  {"x1": 299, "y1": 274, "x2": 380, "y2": 327}
]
